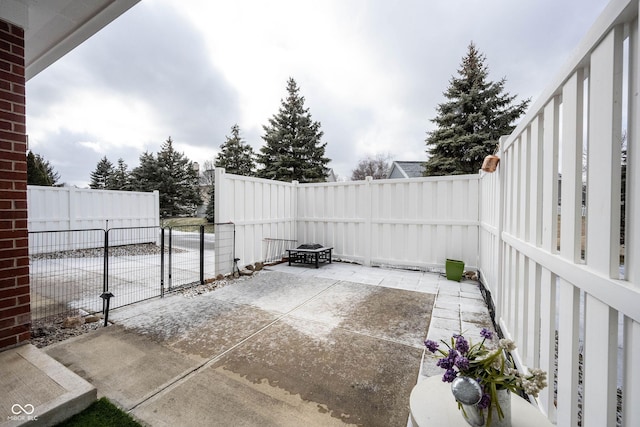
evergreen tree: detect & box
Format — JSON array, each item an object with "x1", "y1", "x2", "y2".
[
  {"x1": 257, "y1": 78, "x2": 330, "y2": 183},
  {"x1": 215, "y1": 124, "x2": 256, "y2": 175},
  {"x1": 41, "y1": 155, "x2": 60, "y2": 186},
  {"x1": 27, "y1": 151, "x2": 60, "y2": 186},
  {"x1": 205, "y1": 186, "x2": 215, "y2": 223},
  {"x1": 131, "y1": 151, "x2": 160, "y2": 193},
  {"x1": 424, "y1": 42, "x2": 529, "y2": 176},
  {"x1": 109, "y1": 158, "x2": 131, "y2": 190},
  {"x1": 155, "y1": 137, "x2": 202, "y2": 217},
  {"x1": 27, "y1": 151, "x2": 49, "y2": 186},
  {"x1": 89, "y1": 156, "x2": 114, "y2": 189}
]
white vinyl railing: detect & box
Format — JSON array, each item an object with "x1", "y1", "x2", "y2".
[{"x1": 478, "y1": 0, "x2": 639, "y2": 425}]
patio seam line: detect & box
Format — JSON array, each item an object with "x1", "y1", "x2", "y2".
[{"x1": 125, "y1": 277, "x2": 344, "y2": 414}]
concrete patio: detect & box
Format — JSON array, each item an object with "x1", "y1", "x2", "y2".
[{"x1": 30, "y1": 262, "x2": 493, "y2": 426}]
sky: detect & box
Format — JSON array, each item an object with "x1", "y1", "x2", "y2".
[{"x1": 25, "y1": 0, "x2": 612, "y2": 187}]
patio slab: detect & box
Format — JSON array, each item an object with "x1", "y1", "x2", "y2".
[{"x1": 40, "y1": 262, "x2": 493, "y2": 426}]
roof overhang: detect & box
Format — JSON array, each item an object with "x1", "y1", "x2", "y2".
[{"x1": 0, "y1": 0, "x2": 140, "y2": 81}]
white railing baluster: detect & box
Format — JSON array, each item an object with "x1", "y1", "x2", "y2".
[
  {"x1": 556, "y1": 280, "x2": 580, "y2": 426},
  {"x1": 538, "y1": 268, "x2": 557, "y2": 422},
  {"x1": 587, "y1": 26, "x2": 624, "y2": 278},
  {"x1": 623, "y1": 317, "x2": 640, "y2": 427},
  {"x1": 583, "y1": 296, "x2": 618, "y2": 427}
]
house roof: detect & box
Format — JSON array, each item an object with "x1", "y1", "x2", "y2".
[
  {"x1": 1, "y1": 0, "x2": 140, "y2": 80},
  {"x1": 387, "y1": 161, "x2": 425, "y2": 178}
]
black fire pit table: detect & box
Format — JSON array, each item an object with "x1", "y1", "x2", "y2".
[{"x1": 286, "y1": 244, "x2": 333, "y2": 268}]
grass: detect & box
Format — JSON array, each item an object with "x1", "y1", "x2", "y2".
[
  {"x1": 56, "y1": 398, "x2": 141, "y2": 427},
  {"x1": 161, "y1": 217, "x2": 213, "y2": 233}
]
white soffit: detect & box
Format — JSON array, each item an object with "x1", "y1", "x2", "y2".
[{"x1": 0, "y1": 0, "x2": 140, "y2": 81}]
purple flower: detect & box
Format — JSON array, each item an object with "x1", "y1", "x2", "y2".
[
  {"x1": 424, "y1": 339, "x2": 439, "y2": 353},
  {"x1": 477, "y1": 393, "x2": 491, "y2": 409},
  {"x1": 480, "y1": 328, "x2": 494, "y2": 340},
  {"x1": 437, "y1": 356, "x2": 454, "y2": 370},
  {"x1": 442, "y1": 369, "x2": 457, "y2": 383},
  {"x1": 455, "y1": 335, "x2": 470, "y2": 354},
  {"x1": 437, "y1": 349, "x2": 459, "y2": 369},
  {"x1": 455, "y1": 356, "x2": 470, "y2": 370}
]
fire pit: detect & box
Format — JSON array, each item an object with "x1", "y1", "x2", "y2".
[{"x1": 286, "y1": 243, "x2": 333, "y2": 268}]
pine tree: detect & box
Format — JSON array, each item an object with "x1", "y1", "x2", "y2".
[
  {"x1": 131, "y1": 151, "x2": 160, "y2": 193},
  {"x1": 215, "y1": 124, "x2": 256, "y2": 175},
  {"x1": 27, "y1": 151, "x2": 49, "y2": 186},
  {"x1": 424, "y1": 42, "x2": 529, "y2": 176},
  {"x1": 90, "y1": 156, "x2": 114, "y2": 189},
  {"x1": 205, "y1": 186, "x2": 215, "y2": 223},
  {"x1": 109, "y1": 158, "x2": 131, "y2": 190},
  {"x1": 27, "y1": 151, "x2": 60, "y2": 186},
  {"x1": 257, "y1": 78, "x2": 330, "y2": 183},
  {"x1": 155, "y1": 137, "x2": 202, "y2": 217}
]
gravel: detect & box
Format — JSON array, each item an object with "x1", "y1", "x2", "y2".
[
  {"x1": 30, "y1": 271, "x2": 260, "y2": 348},
  {"x1": 31, "y1": 243, "x2": 185, "y2": 260}
]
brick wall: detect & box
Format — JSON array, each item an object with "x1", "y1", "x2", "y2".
[{"x1": 0, "y1": 19, "x2": 30, "y2": 350}]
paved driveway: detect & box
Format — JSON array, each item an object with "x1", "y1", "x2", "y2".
[{"x1": 46, "y1": 264, "x2": 441, "y2": 426}]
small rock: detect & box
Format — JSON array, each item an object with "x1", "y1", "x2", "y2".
[
  {"x1": 216, "y1": 274, "x2": 225, "y2": 280},
  {"x1": 254, "y1": 262, "x2": 264, "y2": 271},
  {"x1": 84, "y1": 315, "x2": 101, "y2": 323},
  {"x1": 239, "y1": 269, "x2": 253, "y2": 276},
  {"x1": 62, "y1": 316, "x2": 85, "y2": 329},
  {"x1": 245, "y1": 264, "x2": 255, "y2": 271}
]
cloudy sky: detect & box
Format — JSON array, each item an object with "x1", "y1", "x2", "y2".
[{"x1": 26, "y1": 0, "x2": 611, "y2": 187}]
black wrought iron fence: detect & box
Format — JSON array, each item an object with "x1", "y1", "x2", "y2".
[{"x1": 29, "y1": 223, "x2": 228, "y2": 321}]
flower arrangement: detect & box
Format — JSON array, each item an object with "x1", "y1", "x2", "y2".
[{"x1": 424, "y1": 328, "x2": 547, "y2": 425}]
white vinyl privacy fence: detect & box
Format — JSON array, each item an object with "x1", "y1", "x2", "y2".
[
  {"x1": 28, "y1": 186, "x2": 160, "y2": 253},
  {"x1": 214, "y1": 168, "x2": 479, "y2": 274}
]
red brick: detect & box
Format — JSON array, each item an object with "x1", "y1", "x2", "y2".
[
  {"x1": 0, "y1": 303, "x2": 29, "y2": 318},
  {"x1": 0, "y1": 68, "x2": 23, "y2": 85},
  {"x1": 11, "y1": 44, "x2": 23, "y2": 57},
  {"x1": 0, "y1": 296, "x2": 15, "y2": 308},
  {"x1": 0, "y1": 322, "x2": 28, "y2": 339},
  {"x1": 0, "y1": 207, "x2": 26, "y2": 218},
  {"x1": 0, "y1": 285, "x2": 29, "y2": 299},
  {"x1": 16, "y1": 312, "x2": 30, "y2": 325},
  {"x1": 0, "y1": 109, "x2": 23, "y2": 123},
  {"x1": 11, "y1": 25, "x2": 24, "y2": 38},
  {"x1": 0, "y1": 316, "x2": 15, "y2": 329},
  {"x1": 12, "y1": 64, "x2": 24, "y2": 76},
  {"x1": 17, "y1": 331, "x2": 30, "y2": 343},
  {"x1": 16, "y1": 294, "x2": 28, "y2": 305},
  {"x1": 0, "y1": 335, "x2": 17, "y2": 349}
]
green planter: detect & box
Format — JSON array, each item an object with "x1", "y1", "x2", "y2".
[{"x1": 445, "y1": 259, "x2": 465, "y2": 282}]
